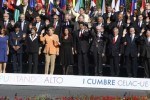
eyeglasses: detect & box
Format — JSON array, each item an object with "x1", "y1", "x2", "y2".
[{"x1": 3, "y1": 16, "x2": 8, "y2": 17}]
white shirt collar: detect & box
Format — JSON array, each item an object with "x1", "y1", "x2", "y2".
[{"x1": 29, "y1": 34, "x2": 38, "y2": 41}]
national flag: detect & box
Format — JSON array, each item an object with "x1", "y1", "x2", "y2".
[
  {"x1": 61, "y1": 0, "x2": 66, "y2": 10},
  {"x1": 115, "y1": 0, "x2": 120, "y2": 12},
  {"x1": 130, "y1": 0, "x2": 137, "y2": 15},
  {"x1": 29, "y1": 0, "x2": 35, "y2": 8},
  {"x1": 89, "y1": 0, "x2": 96, "y2": 17},
  {"x1": 120, "y1": 0, "x2": 126, "y2": 12},
  {"x1": 14, "y1": 0, "x2": 22, "y2": 22},
  {"x1": 37, "y1": 0, "x2": 45, "y2": 7},
  {"x1": 72, "y1": 0, "x2": 76, "y2": 8},
  {"x1": 90, "y1": 0, "x2": 96, "y2": 8},
  {"x1": 111, "y1": 0, "x2": 115, "y2": 9},
  {"x1": 74, "y1": 0, "x2": 80, "y2": 12},
  {"x1": 101, "y1": 0, "x2": 106, "y2": 15},
  {"x1": 2, "y1": 0, "x2": 7, "y2": 8},
  {"x1": 141, "y1": 0, "x2": 146, "y2": 10},
  {"x1": 7, "y1": 0, "x2": 15, "y2": 10},
  {"x1": 98, "y1": 0, "x2": 103, "y2": 10},
  {"x1": 79, "y1": 0, "x2": 84, "y2": 8},
  {"x1": 48, "y1": 0, "x2": 54, "y2": 15}
]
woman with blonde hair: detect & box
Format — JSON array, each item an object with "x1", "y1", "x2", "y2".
[{"x1": 40, "y1": 27, "x2": 60, "y2": 74}]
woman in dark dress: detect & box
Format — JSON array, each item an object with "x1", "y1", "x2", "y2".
[
  {"x1": 0, "y1": 28, "x2": 9, "y2": 73},
  {"x1": 60, "y1": 28, "x2": 74, "y2": 74}
]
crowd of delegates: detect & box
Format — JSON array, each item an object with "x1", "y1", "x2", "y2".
[{"x1": 0, "y1": 0, "x2": 150, "y2": 78}]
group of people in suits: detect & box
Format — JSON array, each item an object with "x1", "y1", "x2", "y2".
[{"x1": 0, "y1": 0, "x2": 150, "y2": 78}]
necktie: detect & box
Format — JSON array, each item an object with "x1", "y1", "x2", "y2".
[
  {"x1": 113, "y1": 37, "x2": 116, "y2": 44},
  {"x1": 118, "y1": 22, "x2": 121, "y2": 27},
  {"x1": 131, "y1": 35, "x2": 134, "y2": 42},
  {"x1": 54, "y1": 23, "x2": 56, "y2": 28},
  {"x1": 79, "y1": 30, "x2": 83, "y2": 37},
  {"x1": 23, "y1": 6, "x2": 26, "y2": 14},
  {"x1": 4, "y1": 22, "x2": 7, "y2": 28},
  {"x1": 146, "y1": 10, "x2": 148, "y2": 17},
  {"x1": 21, "y1": 22, "x2": 24, "y2": 31},
  {"x1": 36, "y1": 23, "x2": 40, "y2": 31}
]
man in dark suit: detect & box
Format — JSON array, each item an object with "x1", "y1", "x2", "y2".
[
  {"x1": 92, "y1": 16, "x2": 105, "y2": 33},
  {"x1": 106, "y1": 27, "x2": 122, "y2": 76},
  {"x1": 1, "y1": 1, "x2": 14, "y2": 20},
  {"x1": 90, "y1": 26, "x2": 106, "y2": 76},
  {"x1": 73, "y1": 15, "x2": 85, "y2": 32},
  {"x1": 141, "y1": 3, "x2": 150, "y2": 19},
  {"x1": 9, "y1": 24, "x2": 26, "y2": 73},
  {"x1": 140, "y1": 30, "x2": 150, "y2": 78},
  {"x1": 32, "y1": 15, "x2": 45, "y2": 35},
  {"x1": 49, "y1": 14, "x2": 61, "y2": 36},
  {"x1": 112, "y1": 13, "x2": 126, "y2": 36},
  {"x1": 103, "y1": 6, "x2": 117, "y2": 23},
  {"x1": 11, "y1": 0, "x2": 33, "y2": 21},
  {"x1": 61, "y1": 14, "x2": 74, "y2": 34},
  {"x1": 74, "y1": 22, "x2": 90, "y2": 75},
  {"x1": 0, "y1": 13, "x2": 15, "y2": 33},
  {"x1": 16, "y1": 14, "x2": 29, "y2": 34},
  {"x1": 123, "y1": 27, "x2": 140, "y2": 77},
  {"x1": 135, "y1": 14, "x2": 146, "y2": 35}
]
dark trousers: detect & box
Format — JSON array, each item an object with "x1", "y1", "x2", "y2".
[
  {"x1": 110, "y1": 56, "x2": 120, "y2": 76},
  {"x1": 12, "y1": 53, "x2": 22, "y2": 73},
  {"x1": 28, "y1": 53, "x2": 38, "y2": 73},
  {"x1": 78, "y1": 53, "x2": 89, "y2": 75},
  {"x1": 93, "y1": 52, "x2": 103, "y2": 75},
  {"x1": 144, "y1": 58, "x2": 150, "y2": 78},
  {"x1": 125, "y1": 56, "x2": 138, "y2": 77}
]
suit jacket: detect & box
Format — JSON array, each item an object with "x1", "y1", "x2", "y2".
[
  {"x1": 32, "y1": 22, "x2": 45, "y2": 35},
  {"x1": 74, "y1": 30, "x2": 90, "y2": 54},
  {"x1": 48, "y1": 21, "x2": 61, "y2": 36},
  {"x1": 1, "y1": 7, "x2": 14, "y2": 20},
  {"x1": 111, "y1": 21, "x2": 127, "y2": 35},
  {"x1": 103, "y1": 12, "x2": 117, "y2": 23},
  {"x1": 142, "y1": 10, "x2": 150, "y2": 19},
  {"x1": 61, "y1": 21, "x2": 74, "y2": 33},
  {"x1": 134, "y1": 21, "x2": 146, "y2": 34},
  {"x1": 40, "y1": 34, "x2": 59, "y2": 55},
  {"x1": 12, "y1": 4, "x2": 33, "y2": 21},
  {"x1": 140, "y1": 36, "x2": 150, "y2": 58},
  {"x1": 106, "y1": 35, "x2": 122, "y2": 56},
  {"x1": 123, "y1": 34, "x2": 140, "y2": 57},
  {"x1": 16, "y1": 20, "x2": 30, "y2": 34},
  {"x1": 0, "y1": 20, "x2": 14, "y2": 33},
  {"x1": 90, "y1": 32, "x2": 106, "y2": 54},
  {"x1": 25, "y1": 34, "x2": 41, "y2": 53},
  {"x1": 9, "y1": 31, "x2": 24, "y2": 53}
]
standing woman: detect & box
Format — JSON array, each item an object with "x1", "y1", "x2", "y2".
[
  {"x1": 0, "y1": 28, "x2": 9, "y2": 73},
  {"x1": 26, "y1": 26, "x2": 42, "y2": 73},
  {"x1": 60, "y1": 28, "x2": 74, "y2": 74},
  {"x1": 40, "y1": 27, "x2": 60, "y2": 74}
]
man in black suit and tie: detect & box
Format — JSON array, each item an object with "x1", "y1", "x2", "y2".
[
  {"x1": 11, "y1": 0, "x2": 33, "y2": 21},
  {"x1": 9, "y1": 24, "x2": 26, "y2": 73},
  {"x1": 61, "y1": 14, "x2": 74, "y2": 34},
  {"x1": 90, "y1": 26, "x2": 106, "y2": 76},
  {"x1": 16, "y1": 14, "x2": 29, "y2": 34},
  {"x1": 1, "y1": 1, "x2": 14, "y2": 20},
  {"x1": 140, "y1": 30, "x2": 150, "y2": 78},
  {"x1": 140, "y1": 3, "x2": 150, "y2": 19},
  {"x1": 74, "y1": 22, "x2": 90, "y2": 75},
  {"x1": 112, "y1": 13, "x2": 126, "y2": 36},
  {"x1": 92, "y1": 16, "x2": 104, "y2": 33},
  {"x1": 73, "y1": 15, "x2": 85, "y2": 32},
  {"x1": 32, "y1": 15, "x2": 45, "y2": 35},
  {"x1": 123, "y1": 27, "x2": 140, "y2": 77},
  {"x1": 135, "y1": 14, "x2": 146, "y2": 35},
  {"x1": 107, "y1": 27, "x2": 122, "y2": 76},
  {"x1": 0, "y1": 13, "x2": 15, "y2": 33}
]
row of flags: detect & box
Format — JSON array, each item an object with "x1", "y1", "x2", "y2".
[{"x1": 0, "y1": 0, "x2": 149, "y2": 21}]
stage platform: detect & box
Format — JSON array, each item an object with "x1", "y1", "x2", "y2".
[{"x1": 0, "y1": 73, "x2": 150, "y2": 99}]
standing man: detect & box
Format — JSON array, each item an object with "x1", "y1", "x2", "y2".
[
  {"x1": 90, "y1": 26, "x2": 106, "y2": 76},
  {"x1": 9, "y1": 24, "x2": 26, "y2": 73},
  {"x1": 141, "y1": 30, "x2": 150, "y2": 78},
  {"x1": 107, "y1": 27, "x2": 122, "y2": 76},
  {"x1": 123, "y1": 27, "x2": 140, "y2": 77},
  {"x1": 74, "y1": 22, "x2": 90, "y2": 75}
]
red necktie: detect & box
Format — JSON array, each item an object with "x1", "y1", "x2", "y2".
[
  {"x1": 4, "y1": 22, "x2": 7, "y2": 28},
  {"x1": 113, "y1": 37, "x2": 116, "y2": 44},
  {"x1": 53, "y1": 23, "x2": 56, "y2": 28}
]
